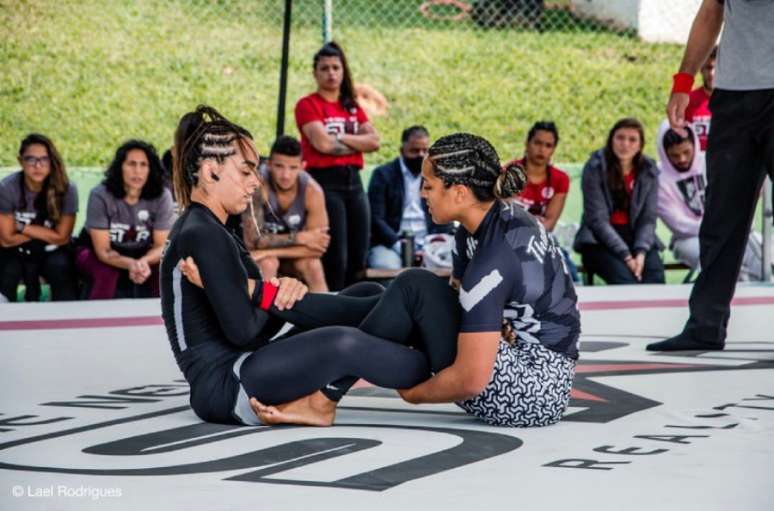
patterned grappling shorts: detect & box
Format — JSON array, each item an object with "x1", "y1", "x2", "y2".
[{"x1": 457, "y1": 340, "x2": 576, "y2": 427}]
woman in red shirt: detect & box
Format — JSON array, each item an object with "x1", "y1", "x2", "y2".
[
  {"x1": 503, "y1": 121, "x2": 577, "y2": 281},
  {"x1": 295, "y1": 42, "x2": 380, "y2": 290},
  {"x1": 573, "y1": 118, "x2": 664, "y2": 284}
]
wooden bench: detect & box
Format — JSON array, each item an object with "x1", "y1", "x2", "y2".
[
  {"x1": 363, "y1": 267, "x2": 451, "y2": 281},
  {"x1": 364, "y1": 262, "x2": 694, "y2": 286}
]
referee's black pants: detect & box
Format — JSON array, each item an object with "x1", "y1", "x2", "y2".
[{"x1": 683, "y1": 89, "x2": 774, "y2": 345}]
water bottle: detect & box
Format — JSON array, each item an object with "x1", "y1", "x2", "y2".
[{"x1": 400, "y1": 230, "x2": 415, "y2": 268}]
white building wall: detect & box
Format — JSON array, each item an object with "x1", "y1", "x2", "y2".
[{"x1": 570, "y1": 0, "x2": 702, "y2": 43}]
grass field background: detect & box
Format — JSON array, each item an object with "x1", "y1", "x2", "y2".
[
  {"x1": 1, "y1": 0, "x2": 731, "y2": 287},
  {"x1": 2, "y1": 0, "x2": 684, "y2": 167}
]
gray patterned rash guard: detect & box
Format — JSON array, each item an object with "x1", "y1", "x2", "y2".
[{"x1": 452, "y1": 200, "x2": 580, "y2": 360}]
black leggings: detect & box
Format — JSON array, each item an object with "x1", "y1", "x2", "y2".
[
  {"x1": 0, "y1": 246, "x2": 78, "y2": 302},
  {"x1": 256, "y1": 270, "x2": 460, "y2": 403},
  {"x1": 239, "y1": 282, "x2": 431, "y2": 405},
  {"x1": 308, "y1": 166, "x2": 371, "y2": 291},
  {"x1": 580, "y1": 244, "x2": 665, "y2": 285}
]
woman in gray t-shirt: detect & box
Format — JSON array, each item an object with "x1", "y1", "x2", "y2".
[
  {"x1": 0, "y1": 134, "x2": 79, "y2": 302},
  {"x1": 76, "y1": 140, "x2": 176, "y2": 299}
]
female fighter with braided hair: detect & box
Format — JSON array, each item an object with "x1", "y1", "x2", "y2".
[
  {"x1": 159, "y1": 105, "x2": 432, "y2": 426},
  {"x1": 246, "y1": 133, "x2": 580, "y2": 428}
]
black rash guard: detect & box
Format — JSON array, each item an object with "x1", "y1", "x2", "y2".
[{"x1": 160, "y1": 203, "x2": 430, "y2": 425}]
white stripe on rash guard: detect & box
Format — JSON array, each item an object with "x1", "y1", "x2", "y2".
[
  {"x1": 459, "y1": 269, "x2": 503, "y2": 312},
  {"x1": 172, "y1": 266, "x2": 188, "y2": 351}
]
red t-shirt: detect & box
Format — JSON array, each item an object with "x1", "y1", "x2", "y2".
[
  {"x1": 685, "y1": 87, "x2": 712, "y2": 151},
  {"x1": 511, "y1": 158, "x2": 570, "y2": 218},
  {"x1": 294, "y1": 92, "x2": 369, "y2": 170},
  {"x1": 610, "y1": 171, "x2": 636, "y2": 226}
]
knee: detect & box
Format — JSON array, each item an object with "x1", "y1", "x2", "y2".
[
  {"x1": 329, "y1": 326, "x2": 362, "y2": 353},
  {"x1": 393, "y1": 268, "x2": 442, "y2": 290}
]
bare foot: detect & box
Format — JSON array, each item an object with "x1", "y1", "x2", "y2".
[{"x1": 250, "y1": 391, "x2": 336, "y2": 426}]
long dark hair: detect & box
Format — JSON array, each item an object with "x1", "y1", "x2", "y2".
[
  {"x1": 428, "y1": 133, "x2": 525, "y2": 202},
  {"x1": 18, "y1": 133, "x2": 69, "y2": 223},
  {"x1": 103, "y1": 140, "x2": 165, "y2": 201},
  {"x1": 172, "y1": 104, "x2": 253, "y2": 209},
  {"x1": 313, "y1": 41, "x2": 358, "y2": 111},
  {"x1": 604, "y1": 118, "x2": 645, "y2": 212}
]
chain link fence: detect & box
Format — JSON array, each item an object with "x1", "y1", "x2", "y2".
[{"x1": 1, "y1": 0, "x2": 702, "y2": 168}]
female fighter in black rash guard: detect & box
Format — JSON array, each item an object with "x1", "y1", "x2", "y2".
[{"x1": 159, "y1": 105, "x2": 430, "y2": 426}]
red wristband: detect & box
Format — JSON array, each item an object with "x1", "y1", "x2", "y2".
[
  {"x1": 259, "y1": 281, "x2": 279, "y2": 311},
  {"x1": 671, "y1": 72, "x2": 694, "y2": 94}
]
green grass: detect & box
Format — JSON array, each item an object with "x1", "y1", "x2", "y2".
[{"x1": 1, "y1": 0, "x2": 683, "y2": 168}]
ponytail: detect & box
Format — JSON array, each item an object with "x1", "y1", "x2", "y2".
[{"x1": 494, "y1": 162, "x2": 526, "y2": 199}]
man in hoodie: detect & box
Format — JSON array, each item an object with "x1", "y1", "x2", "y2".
[{"x1": 656, "y1": 121, "x2": 765, "y2": 281}]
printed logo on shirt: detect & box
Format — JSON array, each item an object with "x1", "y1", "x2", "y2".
[
  {"x1": 287, "y1": 214, "x2": 302, "y2": 228},
  {"x1": 676, "y1": 174, "x2": 706, "y2": 217},
  {"x1": 503, "y1": 302, "x2": 541, "y2": 344},
  {"x1": 324, "y1": 116, "x2": 359, "y2": 136},
  {"x1": 459, "y1": 269, "x2": 503, "y2": 312},
  {"x1": 137, "y1": 209, "x2": 150, "y2": 222},
  {"x1": 465, "y1": 237, "x2": 478, "y2": 260},
  {"x1": 110, "y1": 223, "x2": 151, "y2": 244},
  {"x1": 541, "y1": 186, "x2": 555, "y2": 200}
]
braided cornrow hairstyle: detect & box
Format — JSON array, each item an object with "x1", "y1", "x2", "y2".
[
  {"x1": 427, "y1": 133, "x2": 525, "y2": 202},
  {"x1": 172, "y1": 105, "x2": 253, "y2": 209}
]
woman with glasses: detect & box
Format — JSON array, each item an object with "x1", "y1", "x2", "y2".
[{"x1": 0, "y1": 133, "x2": 79, "y2": 302}]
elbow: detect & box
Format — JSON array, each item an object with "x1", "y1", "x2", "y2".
[{"x1": 460, "y1": 377, "x2": 489, "y2": 400}]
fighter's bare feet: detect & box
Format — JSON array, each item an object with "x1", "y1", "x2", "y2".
[{"x1": 249, "y1": 392, "x2": 336, "y2": 427}]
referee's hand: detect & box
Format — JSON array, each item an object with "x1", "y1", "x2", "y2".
[{"x1": 666, "y1": 92, "x2": 690, "y2": 137}]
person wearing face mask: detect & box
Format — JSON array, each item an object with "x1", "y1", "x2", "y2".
[
  {"x1": 656, "y1": 121, "x2": 768, "y2": 281},
  {"x1": 366, "y1": 126, "x2": 454, "y2": 269}
]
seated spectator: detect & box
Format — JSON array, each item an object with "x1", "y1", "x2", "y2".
[
  {"x1": 367, "y1": 125, "x2": 454, "y2": 269},
  {"x1": 656, "y1": 120, "x2": 768, "y2": 281},
  {"x1": 685, "y1": 46, "x2": 716, "y2": 153},
  {"x1": 573, "y1": 118, "x2": 665, "y2": 284},
  {"x1": 76, "y1": 140, "x2": 175, "y2": 299},
  {"x1": 503, "y1": 121, "x2": 578, "y2": 281},
  {"x1": 0, "y1": 134, "x2": 79, "y2": 301},
  {"x1": 241, "y1": 136, "x2": 330, "y2": 292}
]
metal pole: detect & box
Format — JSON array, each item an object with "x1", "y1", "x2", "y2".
[
  {"x1": 276, "y1": 0, "x2": 293, "y2": 139},
  {"x1": 323, "y1": 0, "x2": 333, "y2": 43},
  {"x1": 762, "y1": 177, "x2": 773, "y2": 281}
]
